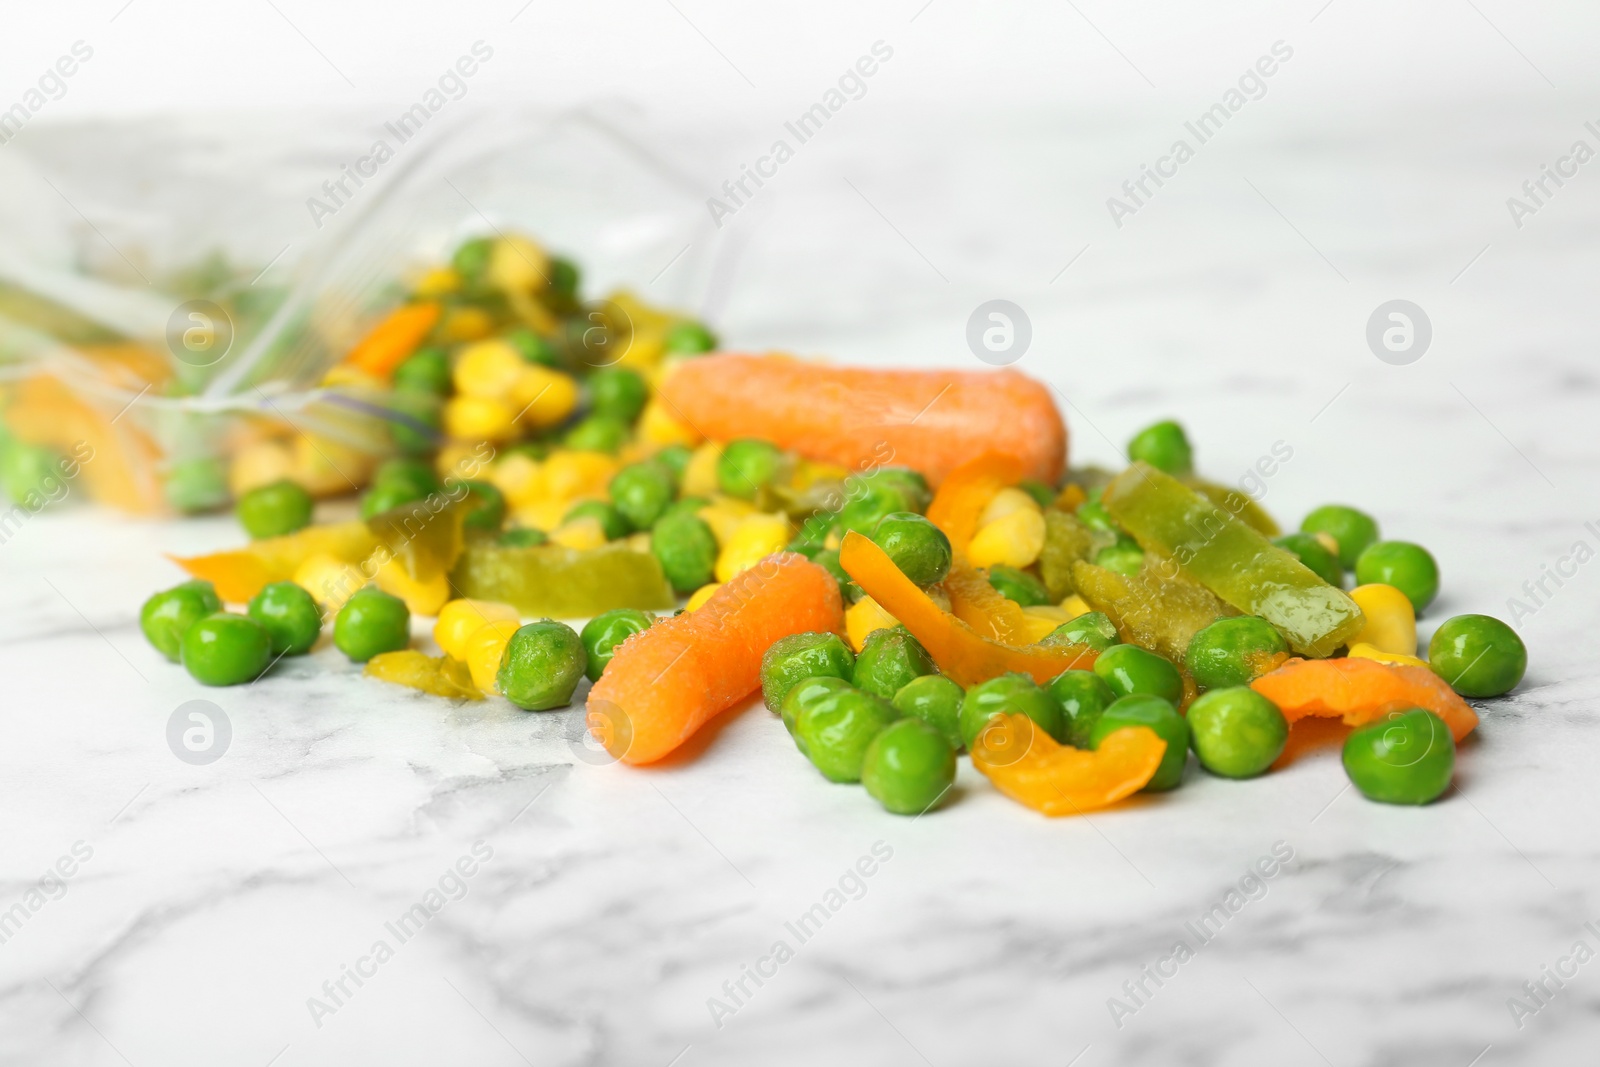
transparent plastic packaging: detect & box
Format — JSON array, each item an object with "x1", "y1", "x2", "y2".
[{"x1": 0, "y1": 105, "x2": 719, "y2": 512}]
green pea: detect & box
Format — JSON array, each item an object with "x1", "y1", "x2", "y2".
[
  {"x1": 1046, "y1": 669, "x2": 1115, "y2": 748},
  {"x1": 497, "y1": 619, "x2": 586, "y2": 710},
  {"x1": 580, "y1": 608, "x2": 654, "y2": 682},
  {"x1": 609, "y1": 461, "x2": 675, "y2": 531},
  {"x1": 1041, "y1": 611, "x2": 1118, "y2": 653},
  {"x1": 1089, "y1": 694, "x2": 1189, "y2": 791},
  {"x1": 836, "y1": 481, "x2": 917, "y2": 537},
  {"x1": 717, "y1": 439, "x2": 783, "y2": 499},
  {"x1": 959, "y1": 673, "x2": 1064, "y2": 750},
  {"x1": 862, "y1": 719, "x2": 956, "y2": 815},
  {"x1": 811, "y1": 548, "x2": 862, "y2": 603},
  {"x1": 1300, "y1": 505, "x2": 1379, "y2": 569},
  {"x1": 760, "y1": 632, "x2": 855, "y2": 713},
  {"x1": 853, "y1": 629, "x2": 934, "y2": 701},
  {"x1": 1, "y1": 440, "x2": 66, "y2": 505},
  {"x1": 247, "y1": 581, "x2": 322, "y2": 656},
  {"x1": 165, "y1": 456, "x2": 230, "y2": 513},
  {"x1": 451, "y1": 236, "x2": 492, "y2": 282},
  {"x1": 140, "y1": 580, "x2": 223, "y2": 662},
  {"x1": 392, "y1": 346, "x2": 452, "y2": 395},
  {"x1": 891, "y1": 674, "x2": 965, "y2": 750},
  {"x1": 500, "y1": 440, "x2": 550, "y2": 463},
  {"x1": 658, "y1": 496, "x2": 709, "y2": 524},
  {"x1": 1185, "y1": 616, "x2": 1289, "y2": 690},
  {"x1": 181, "y1": 612, "x2": 274, "y2": 686},
  {"x1": 504, "y1": 325, "x2": 561, "y2": 368},
  {"x1": 988, "y1": 564, "x2": 1050, "y2": 606},
  {"x1": 1075, "y1": 498, "x2": 1121, "y2": 536},
  {"x1": 333, "y1": 588, "x2": 410, "y2": 662},
  {"x1": 858, "y1": 468, "x2": 932, "y2": 513},
  {"x1": 650, "y1": 511, "x2": 717, "y2": 593},
  {"x1": 780, "y1": 675, "x2": 854, "y2": 742},
  {"x1": 663, "y1": 320, "x2": 717, "y2": 354},
  {"x1": 374, "y1": 457, "x2": 441, "y2": 498},
  {"x1": 589, "y1": 367, "x2": 649, "y2": 424},
  {"x1": 654, "y1": 443, "x2": 693, "y2": 484},
  {"x1": 1428, "y1": 614, "x2": 1526, "y2": 697},
  {"x1": 546, "y1": 256, "x2": 579, "y2": 299},
  {"x1": 1342, "y1": 708, "x2": 1454, "y2": 804},
  {"x1": 1092, "y1": 543, "x2": 1144, "y2": 577},
  {"x1": 795, "y1": 687, "x2": 900, "y2": 783},
  {"x1": 361, "y1": 481, "x2": 428, "y2": 521},
  {"x1": 385, "y1": 389, "x2": 442, "y2": 456},
  {"x1": 563, "y1": 414, "x2": 630, "y2": 454},
  {"x1": 563, "y1": 500, "x2": 630, "y2": 541},
  {"x1": 786, "y1": 520, "x2": 830, "y2": 559},
  {"x1": 460, "y1": 479, "x2": 506, "y2": 531},
  {"x1": 1274, "y1": 532, "x2": 1343, "y2": 587},
  {"x1": 870, "y1": 512, "x2": 952, "y2": 587},
  {"x1": 1187, "y1": 687, "x2": 1287, "y2": 778},
  {"x1": 1355, "y1": 541, "x2": 1439, "y2": 615},
  {"x1": 1126, "y1": 419, "x2": 1193, "y2": 475},
  {"x1": 1019, "y1": 479, "x2": 1057, "y2": 509},
  {"x1": 1094, "y1": 643, "x2": 1184, "y2": 704},
  {"x1": 498, "y1": 527, "x2": 548, "y2": 548}
]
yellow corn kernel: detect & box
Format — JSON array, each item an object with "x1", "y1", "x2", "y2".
[
  {"x1": 697, "y1": 496, "x2": 759, "y2": 547},
  {"x1": 434, "y1": 441, "x2": 483, "y2": 483},
  {"x1": 229, "y1": 439, "x2": 295, "y2": 497},
  {"x1": 1059, "y1": 594, "x2": 1091, "y2": 619},
  {"x1": 454, "y1": 339, "x2": 526, "y2": 399},
  {"x1": 413, "y1": 266, "x2": 460, "y2": 298},
  {"x1": 435, "y1": 305, "x2": 495, "y2": 344},
  {"x1": 1347, "y1": 642, "x2": 1429, "y2": 669},
  {"x1": 638, "y1": 397, "x2": 703, "y2": 448},
  {"x1": 466, "y1": 619, "x2": 522, "y2": 694},
  {"x1": 794, "y1": 459, "x2": 852, "y2": 490},
  {"x1": 292, "y1": 434, "x2": 375, "y2": 496},
  {"x1": 374, "y1": 555, "x2": 452, "y2": 617},
  {"x1": 681, "y1": 442, "x2": 723, "y2": 497},
  {"x1": 979, "y1": 487, "x2": 1042, "y2": 527},
  {"x1": 443, "y1": 396, "x2": 517, "y2": 442},
  {"x1": 293, "y1": 554, "x2": 366, "y2": 614},
  {"x1": 613, "y1": 324, "x2": 665, "y2": 372},
  {"x1": 1349, "y1": 583, "x2": 1417, "y2": 656},
  {"x1": 968, "y1": 508, "x2": 1047, "y2": 569},
  {"x1": 715, "y1": 513, "x2": 791, "y2": 582},
  {"x1": 686, "y1": 583, "x2": 722, "y2": 612},
  {"x1": 846, "y1": 596, "x2": 900, "y2": 652},
  {"x1": 625, "y1": 531, "x2": 653, "y2": 554},
  {"x1": 488, "y1": 234, "x2": 550, "y2": 293},
  {"x1": 608, "y1": 289, "x2": 676, "y2": 333},
  {"x1": 490, "y1": 452, "x2": 543, "y2": 506},
  {"x1": 434, "y1": 598, "x2": 520, "y2": 661},
  {"x1": 541, "y1": 450, "x2": 618, "y2": 501},
  {"x1": 511, "y1": 366, "x2": 580, "y2": 428},
  {"x1": 1020, "y1": 604, "x2": 1073, "y2": 643},
  {"x1": 511, "y1": 499, "x2": 567, "y2": 533},
  {"x1": 1312, "y1": 531, "x2": 1341, "y2": 558},
  {"x1": 550, "y1": 516, "x2": 608, "y2": 551},
  {"x1": 824, "y1": 529, "x2": 843, "y2": 551}
]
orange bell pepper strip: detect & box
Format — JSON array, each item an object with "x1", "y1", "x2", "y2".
[
  {"x1": 926, "y1": 451, "x2": 1024, "y2": 553},
  {"x1": 943, "y1": 563, "x2": 1029, "y2": 646},
  {"x1": 839, "y1": 531, "x2": 1096, "y2": 687},
  {"x1": 1250, "y1": 656, "x2": 1478, "y2": 742},
  {"x1": 970, "y1": 713, "x2": 1167, "y2": 816},
  {"x1": 345, "y1": 302, "x2": 441, "y2": 378}
]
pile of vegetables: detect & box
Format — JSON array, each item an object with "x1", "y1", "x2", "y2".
[{"x1": 133, "y1": 234, "x2": 1529, "y2": 820}]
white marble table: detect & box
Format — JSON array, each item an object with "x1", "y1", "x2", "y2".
[{"x1": 3, "y1": 101, "x2": 1597, "y2": 1067}]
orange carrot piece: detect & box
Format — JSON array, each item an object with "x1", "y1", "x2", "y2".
[
  {"x1": 346, "y1": 302, "x2": 441, "y2": 378},
  {"x1": 1250, "y1": 656, "x2": 1479, "y2": 742},
  {"x1": 839, "y1": 531, "x2": 1095, "y2": 687},
  {"x1": 970, "y1": 714, "x2": 1166, "y2": 816},
  {"x1": 657, "y1": 355, "x2": 1065, "y2": 486},
  {"x1": 587, "y1": 552, "x2": 844, "y2": 765},
  {"x1": 926, "y1": 451, "x2": 1024, "y2": 552}
]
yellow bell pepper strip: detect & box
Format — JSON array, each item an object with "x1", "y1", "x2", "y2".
[
  {"x1": 173, "y1": 520, "x2": 378, "y2": 604},
  {"x1": 1070, "y1": 559, "x2": 1235, "y2": 666},
  {"x1": 926, "y1": 451, "x2": 1023, "y2": 553},
  {"x1": 969, "y1": 713, "x2": 1167, "y2": 816},
  {"x1": 839, "y1": 531, "x2": 1096, "y2": 687},
  {"x1": 366, "y1": 497, "x2": 469, "y2": 583},
  {"x1": 1102, "y1": 463, "x2": 1364, "y2": 658},
  {"x1": 344, "y1": 302, "x2": 441, "y2": 378},
  {"x1": 450, "y1": 541, "x2": 676, "y2": 617},
  {"x1": 365, "y1": 650, "x2": 483, "y2": 700}
]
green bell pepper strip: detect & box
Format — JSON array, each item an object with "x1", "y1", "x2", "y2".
[
  {"x1": 1102, "y1": 463, "x2": 1363, "y2": 657},
  {"x1": 450, "y1": 541, "x2": 676, "y2": 617}
]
